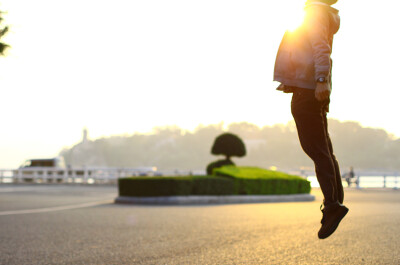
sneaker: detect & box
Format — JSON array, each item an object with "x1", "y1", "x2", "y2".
[{"x1": 318, "y1": 202, "x2": 349, "y2": 239}]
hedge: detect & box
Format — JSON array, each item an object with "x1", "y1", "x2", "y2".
[
  {"x1": 206, "y1": 159, "x2": 234, "y2": 175},
  {"x1": 118, "y1": 176, "x2": 234, "y2": 197},
  {"x1": 118, "y1": 166, "x2": 311, "y2": 197},
  {"x1": 214, "y1": 166, "x2": 311, "y2": 195}
]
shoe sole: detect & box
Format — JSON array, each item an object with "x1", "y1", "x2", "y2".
[{"x1": 318, "y1": 206, "x2": 349, "y2": 239}]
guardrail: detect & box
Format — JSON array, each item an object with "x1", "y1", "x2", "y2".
[
  {"x1": 296, "y1": 170, "x2": 399, "y2": 190},
  {"x1": 1, "y1": 168, "x2": 399, "y2": 189},
  {"x1": 0, "y1": 167, "x2": 160, "y2": 184},
  {"x1": 354, "y1": 172, "x2": 399, "y2": 189}
]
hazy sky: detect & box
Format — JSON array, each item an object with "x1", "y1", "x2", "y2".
[{"x1": 0, "y1": 0, "x2": 399, "y2": 168}]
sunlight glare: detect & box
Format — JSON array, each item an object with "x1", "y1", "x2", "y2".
[{"x1": 284, "y1": 1, "x2": 306, "y2": 32}]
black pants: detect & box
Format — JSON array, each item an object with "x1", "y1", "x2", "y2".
[{"x1": 291, "y1": 88, "x2": 344, "y2": 205}]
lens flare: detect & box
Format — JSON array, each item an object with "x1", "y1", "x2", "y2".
[{"x1": 287, "y1": 9, "x2": 305, "y2": 32}]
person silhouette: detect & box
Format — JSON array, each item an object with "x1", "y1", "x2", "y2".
[
  {"x1": 345, "y1": 167, "x2": 355, "y2": 187},
  {"x1": 274, "y1": 0, "x2": 348, "y2": 239}
]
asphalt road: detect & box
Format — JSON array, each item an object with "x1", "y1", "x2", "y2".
[{"x1": 0, "y1": 184, "x2": 399, "y2": 265}]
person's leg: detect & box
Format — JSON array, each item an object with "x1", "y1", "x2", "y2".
[
  {"x1": 291, "y1": 88, "x2": 348, "y2": 239},
  {"x1": 322, "y1": 111, "x2": 344, "y2": 204},
  {"x1": 291, "y1": 89, "x2": 338, "y2": 205}
]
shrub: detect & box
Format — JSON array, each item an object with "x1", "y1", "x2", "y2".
[
  {"x1": 211, "y1": 133, "x2": 246, "y2": 160},
  {"x1": 206, "y1": 133, "x2": 246, "y2": 175},
  {"x1": 119, "y1": 177, "x2": 193, "y2": 197},
  {"x1": 191, "y1": 176, "x2": 234, "y2": 195},
  {"x1": 206, "y1": 159, "x2": 234, "y2": 175},
  {"x1": 214, "y1": 166, "x2": 311, "y2": 194},
  {"x1": 118, "y1": 166, "x2": 311, "y2": 197},
  {"x1": 118, "y1": 176, "x2": 235, "y2": 197}
]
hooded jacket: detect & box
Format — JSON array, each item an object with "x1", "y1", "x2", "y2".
[{"x1": 273, "y1": 3, "x2": 340, "y2": 90}]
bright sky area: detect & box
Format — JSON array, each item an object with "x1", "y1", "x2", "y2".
[{"x1": 0, "y1": 0, "x2": 399, "y2": 168}]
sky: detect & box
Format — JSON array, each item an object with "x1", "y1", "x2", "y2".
[{"x1": 0, "y1": 0, "x2": 399, "y2": 168}]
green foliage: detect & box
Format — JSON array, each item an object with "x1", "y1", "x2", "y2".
[
  {"x1": 119, "y1": 177, "x2": 193, "y2": 197},
  {"x1": 118, "y1": 167, "x2": 311, "y2": 197},
  {"x1": 0, "y1": 10, "x2": 9, "y2": 55},
  {"x1": 213, "y1": 166, "x2": 311, "y2": 194},
  {"x1": 211, "y1": 133, "x2": 246, "y2": 159},
  {"x1": 118, "y1": 176, "x2": 234, "y2": 197},
  {"x1": 214, "y1": 166, "x2": 301, "y2": 179},
  {"x1": 206, "y1": 159, "x2": 234, "y2": 175},
  {"x1": 190, "y1": 176, "x2": 235, "y2": 195}
]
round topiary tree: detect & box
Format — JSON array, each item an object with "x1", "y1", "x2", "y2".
[
  {"x1": 206, "y1": 133, "x2": 246, "y2": 175},
  {"x1": 211, "y1": 133, "x2": 246, "y2": 160}
]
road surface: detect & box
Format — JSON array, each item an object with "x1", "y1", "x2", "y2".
[{"x1": 0, "y1": 184, "x2": 399, "y2": 264}]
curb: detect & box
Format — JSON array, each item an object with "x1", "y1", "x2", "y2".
[{"x1": 115, "y1": 194, "x2": 315, "y2": 205}]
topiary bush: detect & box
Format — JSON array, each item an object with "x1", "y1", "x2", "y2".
[
  {"x1": 206, "y1": 159, "x2": 234, "y2": 175},
  {"x1": 118, "y1": 167, "x2": 311, "y2": 197},
  {"x1": 119, "y1": 177, "x2": 193, "y2": 197},
  {"x1": 190, "y1": 176, "x2": 235, "y2": 195},
  {"x1": 206, "y1": 133, "x2": 246, "y2": 175},
  {"x1": 213, "y1": 166, "x2": 311, "y2": 195},
  {"x1": 211, "y1": 133, "x2": 246, "y2": 160},
  {"x1": 118, "y1": 176, "x2": 235, "y2": 197}
]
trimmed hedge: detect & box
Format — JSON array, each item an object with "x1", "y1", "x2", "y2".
[
  {"x1": 214, "y1": 166, "x2": 311, "y2": 195},
  {"x1": 118, "y1": 166, "x2": 311, "y2": 197},
  {"x1": 206, "y1": 159, "x2": 234, "y2": 175},
  {"x1": 119, "y1": 176, "x2": 234, "y2": 197}
]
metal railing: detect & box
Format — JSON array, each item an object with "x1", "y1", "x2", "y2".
[
  {"x1": 297, "y1": 170, "x2": 399, "y2": 190},
  {"x1": 353, "y1": 171, "x2": 399, "y2": 189},
  {"x1": 1, "y1": 167, "x2": 399, "y2": 189},
  {"x1": 0, "y1": 167, "x2": 159, "y2": 184}
]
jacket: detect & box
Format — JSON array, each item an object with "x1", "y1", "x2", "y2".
[{"x1": 273, "y1": 3, "x2": 340, "y2": 90}]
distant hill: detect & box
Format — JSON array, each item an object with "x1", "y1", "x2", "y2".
[{"x1": 60, "y1": 120, "x2": 400, "y2": 171}]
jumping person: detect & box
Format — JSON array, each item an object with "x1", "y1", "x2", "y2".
[{"x1": 273, "y1": 0, "x2": 348, "y2": 239}]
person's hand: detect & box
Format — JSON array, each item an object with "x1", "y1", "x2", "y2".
[{"x1": 315, "y1": 82, "x2": 331, "y2": 101}]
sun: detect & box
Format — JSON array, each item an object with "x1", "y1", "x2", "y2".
[
  {"x1": 287, "y1": 10, "x2": 305, "y2": 32},
  {"x1": 284, "y1": 2, "x2": 306, "y2": 32}
]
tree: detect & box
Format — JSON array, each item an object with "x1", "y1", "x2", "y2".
[
  {"x1": 59, "y1": 120, "x2": 400, "y2": 172},
  {"x1": 0, "y1": 10, "x2": 9, "y2": 55},
  {"x1": 211, "y1": 133, "x2": 246, "y2": 160},
  {"x1": 207, "y1": 133, "x2": 246, "y2": 175}
]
